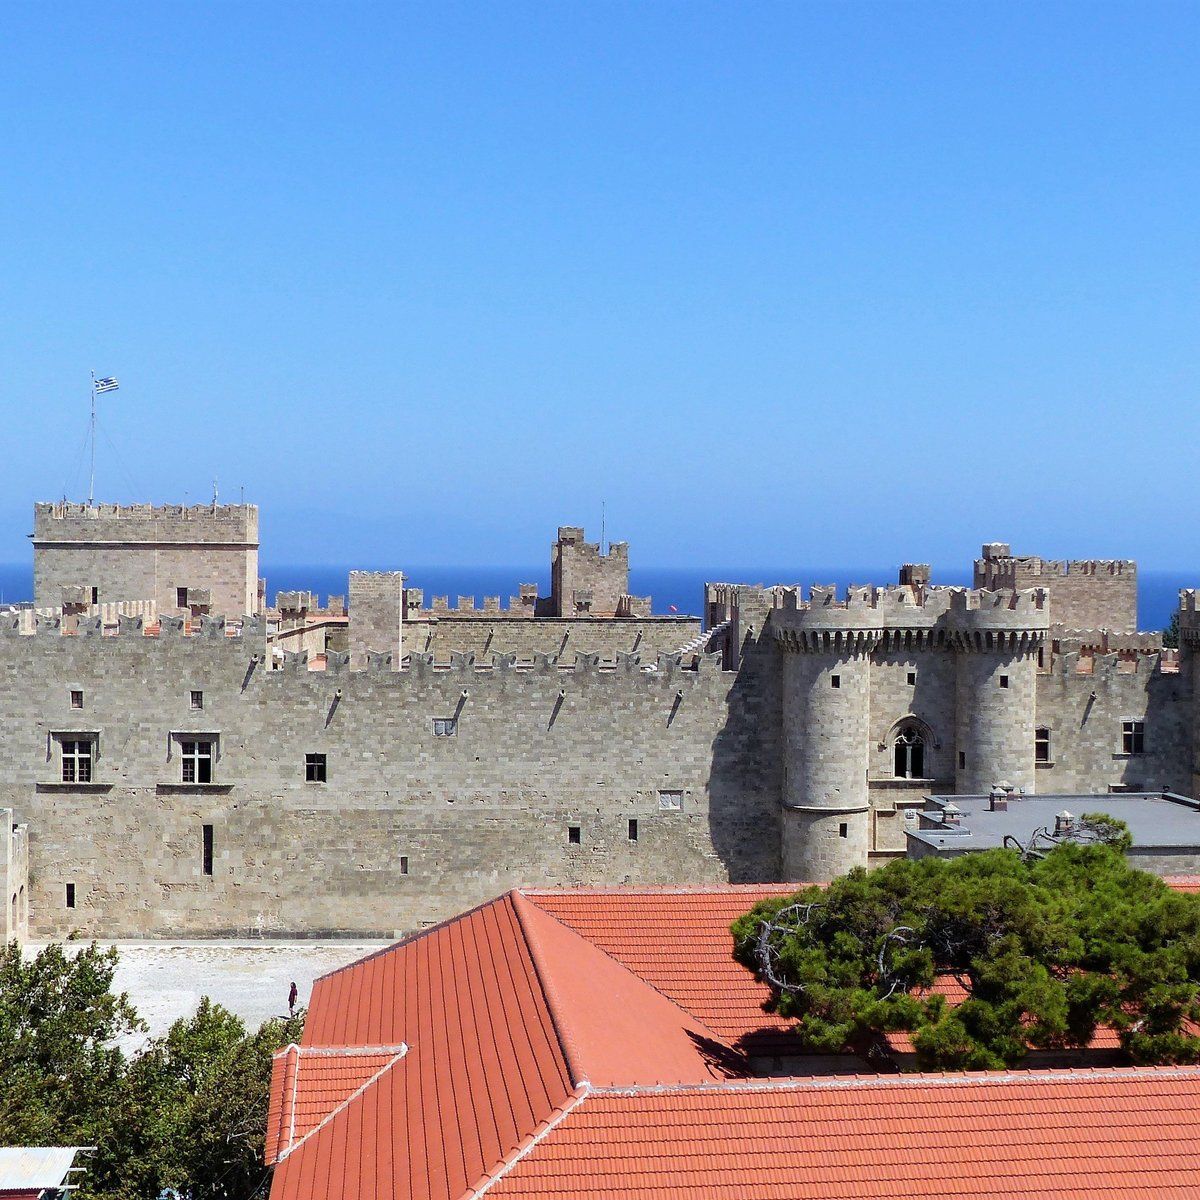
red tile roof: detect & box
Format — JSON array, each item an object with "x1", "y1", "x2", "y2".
[
  {"x1": 268, "y1": 884, "x2": 1200, "y2": 1200},
  {"x1": 272, "y1": 894, "x2": 577, "y2": 1200},
  {"x1": 522, "y1": 885, "x2": 800, "y2": 1056},
  {"x1": 270, "y1": 890, "x2": 747, "y2": 1200},
  {"x1": 484, "y1": 1068, "x2": 1200, "y2": 1200},
  {"x1": 266, "y1": 1045, "x2": 407, "y2": 1164}
]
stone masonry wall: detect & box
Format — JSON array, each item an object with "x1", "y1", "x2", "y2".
[
  {"x1": 400, "y1": 615, "x2": 701, "y2": 665},
  {"x1": 2, "y1": 625, "x2": 781, "y2": 939},
  {"x1": 1034, "y1": 654, "x2": 1190, "y2": 795},
  {"x1": 348, "y1": 572, "x2": 404, "y2": 668},
  {"x1": 33, "y1": 503, "x2": 259, "y2": 618},
  {"x1": 974, "y1": 546, "x2": 1137, "y2": 633}
]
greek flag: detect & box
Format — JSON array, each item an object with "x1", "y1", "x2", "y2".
[{"x1": 94, "y1": 377, "x2": 119, "y2": 394}]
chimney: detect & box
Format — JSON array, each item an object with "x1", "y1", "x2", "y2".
[
  {"x1": 1054, "y1": 810, "x2": 1075, "y2": 837},
  {"x1": 989, "y1": 786, "x2": 1008, "y2": 812}
]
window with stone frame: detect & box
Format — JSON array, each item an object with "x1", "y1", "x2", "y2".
[
  {"x1": 180, "y1": 738, "x2": 216, "y2": 783},
  {"x1": 57, "y1": 735, "x2": 95, "y2": 783},
  {"x1": 893, "y1": 726, "x2": 925, "y2": 779},
  {"x1": 1035, "y1": 727, "x2": 1052, "y2": 762},
  {"x1": 1122, "y1": 720, "x2": 1145, "y2": 755}
]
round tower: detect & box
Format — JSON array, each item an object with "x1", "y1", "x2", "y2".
[
  {"x1": 1178, "y1": 591, "x2": 1200, "y2": 799},
  {"x1": 950, "y1": 590, "x2": 1047, "y2": 795},
  {"x1": 775, "y1": 602, "x2": 876, "y2": 882}
]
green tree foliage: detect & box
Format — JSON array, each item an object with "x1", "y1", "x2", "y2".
[
  {"x1": 0, "y1": 941, "x2": 142, "y2": 1146},
  {"x1": 0, "y1": 941, "x2": 303, "y2": 1200},
  {"x1": 1164, "y1": 611, "x2": 1180, "y2": 649},
  {"x1": 732, "y1": 840, "x2": 1200, "y2": 1071}
]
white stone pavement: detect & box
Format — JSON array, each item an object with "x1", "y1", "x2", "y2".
[{"x1": 27, "y1": 940, "x2": 394, "y2": 1054}]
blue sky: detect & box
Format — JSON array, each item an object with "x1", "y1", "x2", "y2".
[{"x1": 1, "y1": 3, "x2": 1197, "y2": 569}]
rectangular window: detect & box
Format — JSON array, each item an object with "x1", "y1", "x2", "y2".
[
  {"x1": 568, "y1": 825, "x2": 581, "y2": 845},
  {"x1": 70, "y1": 689, "x2": 83, "y2": 709},
  {"x1": 305, "y1": 753, "x2": 327, "y2": 782},
  {"x1": 59, "y1": 737, "x2": 93, "y2": 783},
  {"x1": 658, "y1": 790, "x2": 683, "y2": 811},
  {"x1": 399, "y1": 855, "x2": 409, "y2": 875},
  {"x1": 1035, "y1": 727, "x2": 1051, "y2": 763},
  {"x1": 181, "y1": 739, "x2": 214, "y2": 784},
  {"x1": 177, "y1": 587, "x2": 188, "y2": 608},
  {"x1": 190, "y1": 690, "x2": 204, "y2": 710},
  {"x1": 628, "y1": 818, "x2": 638, "y2": 841},
  {"x1": 830, "y1": 675, "x2": 841, "y2": 689},
  {"x1": 90, "y1": 587, "x2": 98, "y2": 605},
  {"x1": 838, "y1": 823, "x2": 848, "y2": 838},
  {"x1": 1122, "y1": 720, "x2": 1145, "y2": 755},
  {"x1": 433, "y1": 717, "x2": 457, "y2": 737},
  {"x1": 906, "y1": 671, "x2": 916, "y2": 686},
  {"x1": 65, "y1": 883, "x2": 75, "y2": 909},
  {"x1": 202, "y1": 824, "x2": 214, "y2": 876},
  {"x1": 958, "y1": 751, "x2": 966, "y2": 770},
  {"x1": 999, "y1": 675, "x2": 1009, "y2": 689}
]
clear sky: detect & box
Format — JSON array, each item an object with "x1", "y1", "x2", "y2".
[{"x1": 2, "y1": 3, "x2": 1197, "y2": 569}]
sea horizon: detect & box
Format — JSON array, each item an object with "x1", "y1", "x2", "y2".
[{"x1": 0, "y1": 561, "x2": 1193, "y2": 633}]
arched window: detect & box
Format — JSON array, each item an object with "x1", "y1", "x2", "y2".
[{"x1": 894, "y1": 727, "x2": 925, "y2": 779}]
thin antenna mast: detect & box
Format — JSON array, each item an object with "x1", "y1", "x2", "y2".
[
  {"x1": 88, "y1": 373, "x2": 96, "y2": 507},
  {"x1": 601, "y1": 500, "x2": 606, "y2": 554},
  {"x1": 87, "y1": 372, "x2": 119, "y2": 505}
]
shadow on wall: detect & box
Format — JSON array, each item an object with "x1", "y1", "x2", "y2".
[{"x1": 706, "y1": 622, "x2": 783, "y2": 883}]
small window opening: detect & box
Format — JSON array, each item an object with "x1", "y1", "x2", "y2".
[
  {"x1": 568, "y1": 825, "x2": 581, "y2": 845},
  {"x1": 831, "y1": 675, "x2": 841, "y2": 689},
  {"x1": 202, "y1": 824, "x2": 214, "y2": 876},
  {"x1": 181, "y1": 740, "x2": 214, "y2": 784},
  {"x1": 999, "y1": 675, "x2": 1009, "y2": 689},
  {"x1": 893, "y1": 728, "x2": 925, "y2": 779},
  {"x1": 399, "y1": 856, "x2": 409, "y2": 875},
  {"x1": 1122, "y1": 720, "x2": 1145, "y2": 755},
  {"x1": 838, "y1": 823, "x2": 848, "y2": 838},
  {"x1": 1035, "y1": 727, "x2": 1051, "y2": 762},
  {"x1": 628, "y1": 818, "x2": 638, "y2": 841},
  {"x1": 90, "y1": 587, "x2": 98, "y2": 605},
  {"x1": 177, "y1": 587, "x2": 188, "y2": 609},
  {"x1": 60, "y1": 738, "x2": 93, "y2": 783},
  {"x1": 958, "y1": 751, "x2": 966, "y2": 769},
  {"x1": 305, "y1": 753, "x2": 327, "y2": 782},
  {"x1": 906, "y1": 671, "x2": 916, "y2": 686},
  {"x1": 65, "y1": 883, "x2": 76, "y2": 909},
  {"x1": 70, "y1": 690, "x2": 83, "y2": 709},
  {"x1": 190, "y1": 690, "x2": 204, "y2": 710},
  {"x1": 1037, "y1": 647, "x2": 1045, "y2": 669}
]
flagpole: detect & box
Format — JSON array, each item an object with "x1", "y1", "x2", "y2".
[{"x1": 88, "y1": 372, "x2": 96, "y2": 507}]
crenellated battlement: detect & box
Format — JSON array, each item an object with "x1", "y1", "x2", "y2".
[
  {"x1": 772, "y1": 585, "x2": 1049, "y2": 653},
  {"x1": 35, "y1": 501, "x2": 257, "y2": 525},
  {"x1": 973, "y1": 543, "x2": 1137, "y2": 633}
]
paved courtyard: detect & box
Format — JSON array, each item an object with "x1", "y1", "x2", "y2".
[{"x1": 28, "y1": 939, "x2": 393, "y2": 1053}]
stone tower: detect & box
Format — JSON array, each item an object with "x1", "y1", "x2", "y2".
[
  {"x1": 32, "y1": 502, "x2": 259, "y2": 618},
  {"x1": 951, "y1": 590, "x2": 1046, "y2": 795}
]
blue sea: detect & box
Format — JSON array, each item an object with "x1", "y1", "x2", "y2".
[{"x1": 1, "y1": 561, "x2": 1192, "y2": 633}]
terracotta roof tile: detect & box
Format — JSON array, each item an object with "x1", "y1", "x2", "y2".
[
  {"x1": 265, "y1": 1045, "x2": 407, "y2": 1165},
  {"x1": 486, "y1": 1069, "x2": 1200, "y2": 1200},
  {"x1": 521, "y1": 886, "x2": 800, "y2": 1056},
  {"x1": 512, "y1": 892, "x2": 746, "y2": 1087},
  {"x1": 273, "y1": 894, "x2": 577, "y2": 1200}
]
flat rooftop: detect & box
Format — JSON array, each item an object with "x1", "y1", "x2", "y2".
[{"x1": 908, "y1": 791, "x2": 1200, "y2": 855}]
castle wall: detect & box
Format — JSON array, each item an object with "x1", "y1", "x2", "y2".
[
  {"x1": 1028, "y1": 655, "x2": 1191, "y2": 796},
  {"x1": 400, "y1": 615, "x2": 701, "y2": 665},
  {"x1": 348, "y1": 571, "x2": 404, "y2": 668},
  {"x1": 33, "y1": 503, "x2": 259, "y2": 618},
  {"x1": 2, "y1": 626, "x2": 781, "y2": 939},
  {"x1": 551, "y1": 527, "x2": 645, "y2": 616},
  {"x1": 974, "y1": 545, "x2": 1137, "y2": 633}
]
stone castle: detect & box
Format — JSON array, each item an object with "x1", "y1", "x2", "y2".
[{"x1": 2, "y1": 502, "x2": 1197, "y2": 941}]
